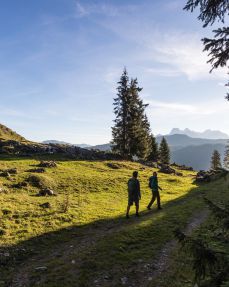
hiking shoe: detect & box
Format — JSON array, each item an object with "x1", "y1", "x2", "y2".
[
  {"x1": 126, "y1": 214, "x2": 130, "y2": 219},
  {"x1": 158, "y1": 207, "x2": 162, "y2": 210},
  {"x1": 135, "y1": 213, "x2": 140, "y2": 217},
  {"x1": 147, "y1": 206, "x2": 151, "y2": 210}
]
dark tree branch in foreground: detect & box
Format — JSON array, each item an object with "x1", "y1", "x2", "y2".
[
  {"x1": 184, "y1": 0, "x2": 229, "y2": 100},
  {"x1": 184, "y1": 0, "x2": 229, "y2": 27}
]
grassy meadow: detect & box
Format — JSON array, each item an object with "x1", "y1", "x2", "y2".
[{"x1": 0, "y1": 156, "x2": 228, "y2": 286}]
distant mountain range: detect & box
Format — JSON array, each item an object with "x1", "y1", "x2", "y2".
[
  {"x1": 38, "y1": 129, "x2": 229, "y2": 170},
  {"x1": 169, "y1": 128, "x2": 229, "y2": 139},
  {"x1": 87, "y1": 134, "x2": 228, "y2": 170},
  {"x1": 42, "y1": 140, "x2": 91, "y2": 148}
]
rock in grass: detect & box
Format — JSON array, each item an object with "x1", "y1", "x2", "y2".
[
  {"x1": 121, "y1": 277, "x2": 128, "y2": 285},
  {"x1": 35, "y1": 266, "x2": 47, "y2": 271},
  {"x1": 39, "y1": 202, "x2": 51, "y2": 209},
  {"x1": 38, "y1": 161, "x2": 57, "y2": 168},
  {"x1": 0, "y1": 187, "x2": 8, "y2": 194},
  {"x1": 11, "y1": 181, "x2": 28, "y2": 188},
  {"x1": 6, "y1": 168, "x2": 17, "y2": 174},
  {"x1": 0, "y1": 171, "x2": 10, "y2": 177},
  {"x1": 38, "y1": 188, "x2": 55, "y2": 196},
  {"x1": 0, "y1": 229, "x2": 6, "y2": 236},
  {"x1": 26, "y1": 168, "x2": 45, "y2": 173}
]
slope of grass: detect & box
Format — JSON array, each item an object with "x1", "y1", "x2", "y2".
[
  {"x1": 0, "y1": 124, "x2": 26, "y2": 142},
  {"x1": 0, "y1": 157, "x2": 196, "y2": 246},
  {"x1": 0, "y1": 156, "x2": 228, "y2": 287}
]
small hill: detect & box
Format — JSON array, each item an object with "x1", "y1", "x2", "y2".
[{"x1": 0, "y1": 123, "x2": 26, "y2": 142}]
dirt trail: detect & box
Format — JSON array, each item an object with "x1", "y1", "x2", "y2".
[
  {"x1": 125, "y1": 209, "x2": 209, "y2": 287},
  {"x1": 9, "y1": 208, "x2": 209, "y2": 287}
]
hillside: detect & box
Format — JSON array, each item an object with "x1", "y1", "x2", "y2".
[
  {"x1": 0, "y1": 156, "x2": 228, "y2": 286},
  {"x1": 171, "y1": 143, "x2": 226, "y2": 170},
  {"x1": 0, "y1": 123, "x2": 26, "y2": 142},
  {"x1": 89, "y1": 135, "x2": 228, "y2": 170}
]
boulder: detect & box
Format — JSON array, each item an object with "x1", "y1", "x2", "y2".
[
  {"x1": 11, "y1": 182, "x2": 28, "y2": 189},
  {"x1": 39, "y1": 202, "x2": 51, "y2": 208},
  {"x1": 159, "y1": 164, "x2": 176, "y2": 175},
  {"x1": 38, "y1": 188, "x2": 55, "y2": 196},
  {"x1": 38, "y1": 161, "x2": 57, "y2": 168}
]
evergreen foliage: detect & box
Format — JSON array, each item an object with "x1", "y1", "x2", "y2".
[
  {"x1": 211, "y1": 149, "x2": 222, "y2": 169},
  {"x1": 112, "y1": 69, "x2": 151, "y2": 160},
  {"x1": 147, "y1": 134, "x2": 159, "y2": 162},
  {"x1": 223, "y1": 142, "x2": 229, "y2": 169},
  {"x1": 184, "y1": 0, "x2": 229, "y2": 100},
  {"x1": 112, "y1": 68, "x2": 131, "y2": 158},
  {"x1": 175, "y1": 197, "x2": 229, "y2": 287},
  {"x1": 159, "y1": 137, "x2": 170, "y2": 164}
]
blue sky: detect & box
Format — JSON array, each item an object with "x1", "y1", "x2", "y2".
[{"x1": 0, "y1": 0, "x2": 228, "y2": 144}]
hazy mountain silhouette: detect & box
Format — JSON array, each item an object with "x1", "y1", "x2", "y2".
[
  {"x1": 42, "y1": 140, "x2": 91, "y2": 148},
  {"x1": 89, "y1": 134, "x2": 228, "y2": 170},
  {"x1": 169, "y1": 128, "x2": 229, "y2": 139}
]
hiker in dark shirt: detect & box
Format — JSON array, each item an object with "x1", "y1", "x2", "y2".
[
  {"x1": 147, "y1": 171, "x2": 162, "y2": 210},
  {"x1": 126, "y1": 171, "x2": 141, "y2": 218}
]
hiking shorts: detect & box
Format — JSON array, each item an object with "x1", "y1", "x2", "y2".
[{"x1": 128, "y1": 193, "x2": 139, "y2": 206}]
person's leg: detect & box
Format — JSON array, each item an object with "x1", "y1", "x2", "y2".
[
  {"x1": 156, "y1": 191, "x2": 162, "y2": 209},
  {"x1": 126, "y1": 205, "x2": 131, "y2": 218},
  {"x1": 147, "y1": 192, "x2": 156, "y2": 209},
  {"x1": 135, "y1": 202, "x2": 139, "y2": 216}
]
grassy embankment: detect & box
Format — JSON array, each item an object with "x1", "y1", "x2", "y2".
[{"x1": 0, "y1": 156, "x2": 228, "y2": 286}]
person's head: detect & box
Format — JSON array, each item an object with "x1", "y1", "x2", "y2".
[
  {"x1": 133, "y1": 171, "x2": 138, "y2": 178},
  {"x1": 153, "y1": 171, "x2": 157, "y2": 177}
]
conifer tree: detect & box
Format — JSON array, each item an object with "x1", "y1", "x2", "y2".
[
  {"x1": 211, "y1": 149, "x2": 222, "y2": 170},
  {"x1": 159, "y1": 137, "x2": 170, "y2": 164},
  {"x1": 148, "y1": 134, "x2": 159, "y2": 162},
  {"x1": 224, "y1": 143, "x2": 229, "y2": 169},
  {"x1": 112, "y1": 68, "x2": 131, "y2": 158},
  {"x1": 112, "y1": 71, "x2": 151, "y2": 160},
  {"x1": 128, "y1": 78, "x2": 151, "y2": 160}
]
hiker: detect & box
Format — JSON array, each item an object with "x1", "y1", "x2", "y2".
[
  {"x1": 126, "y1": 171, "x2": 141, "y2": 218},
  {"x1": 147, "y1": 171, "x2": 162, "y2": 210}
]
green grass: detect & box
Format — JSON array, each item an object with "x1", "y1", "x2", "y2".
[
  {"x1": 0, "y1": 156, "x2": 228, "y2": 286},
  {"x1": 0, "y1": 157, "x2": 196, "y2": 246}
]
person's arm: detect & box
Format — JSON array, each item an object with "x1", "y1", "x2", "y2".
[
  {"x1": 158, "y1": 185, "x2": 162, "y2": 191},
  {"x1": 138, "y1": 180, "x2": 141, "y2": 199}
]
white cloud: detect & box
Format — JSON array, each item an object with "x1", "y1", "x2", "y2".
[
  {"x1": 145, "y1": 99, "x2": 229, "y2": 136},
  {"x1": 146, "y1": 67, "x2": 181, "y2": 77},
  {"x1": 146, "y1": 32, "x2": 227, "y2": 81},
  {"x1": 147, "y1": 99, "x2": 229, "y2": 116}
]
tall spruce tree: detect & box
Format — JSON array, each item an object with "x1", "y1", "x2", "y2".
[
  {"x1": 148, "y1": 134, "x2": 159, "y2": 162},
  {"x1": 112, "y1": 68, "x2": 131, "y2": 158},
  {"x1": 211, "y1": 149, "x2": 222, "y2": 170},
  {"x1": 224, "y1": 143, "x2": 229, "y2": 169},
  {"x1": 112, "y1": 71, "x2": 151, "y2": 160},
  {"x1": 159, "y1": 137, "x2": 170, "y2": 164}
]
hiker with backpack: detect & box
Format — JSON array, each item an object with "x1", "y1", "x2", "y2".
[
  {"x1": 147, "y1": 171, "x2": 162, "y2": 210},
  {"x1": 126, "y1": 171, "x2": 141, "y2": 218}
]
